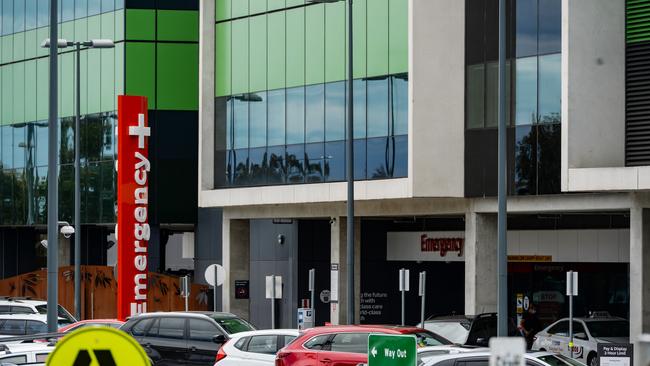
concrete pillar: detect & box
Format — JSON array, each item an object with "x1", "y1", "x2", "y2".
[
  {"x1": 464, "y1": 212, "x2": 498, "y2": 315},
  {"x1": 198, "y1": 0, "x2": 215, "y2": 191},
  {"x1": 330, "y1": 217, "x2": 361, "y2": 325},
  {"x1": 629, "y1": 207, "x2": 650, "y2": 363},
  {"x1": 222, "y1": 219, "x2": 250, "y2": 320}
]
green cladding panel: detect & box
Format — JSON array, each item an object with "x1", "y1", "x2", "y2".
[
  {"x1": 250, "y1": 0, "x2": 267, "y2": 14},
  {"x1": 628, "y1": 0, "x2": 650, "y2": 43},
  {"x1": 367, "y1": 0, "x2": 389, "y2": 77},
  {"x1": 36, "y1": 58, "x2": 48, "y2": 121},
  {"x1": 249, "y1": 15, "x2": 267, "y2": 92},
  {"x1": 2, "y1": 65, "x2": 13, "y2": 125},
  {"x1": 126, "y1": 9, "x2": 155, "y2": 40},
  {"x1": 24, "y1": 30, "x2": 37, "y2": 60},
  {"x1": 352, "y1": 0, "x2": 367, "y2": 79},
  {"x1": 215, "y1": 21, "x2": 232, "y2": 97},
  {"x1": 75, "y1": 18, "x2": 88, "y2": 46},
  {"x1": 267, "y1": 11, "x2": 286, "y2": 90},
  {"x1": 101, "y1": 12, "x2": 115, "y2": 40},
  {"x1": 286, "y1": 8, "x2": 305, "y2": 88},
  {"x1": 126, "y1": 42, "x2": 156, "y2": 109},
  {"x1": 13, "y1": 33, "x2": 25, "y2": 62},
  {"x1": 268, "y1": 0, "x2": 285, "y2": 11},
  {"x1": 305, "y1": 4, "x2": 325, "y2": 85},
  {"x1": 216, "y1": 0, "x2": 232, "y2": 21},
  {"x1": 232, "y1": 18, "x2": 249, "y2": 94},
  {"x1": 389, "y1": 0, "x2": 408, "y2": 74},
  {"x1": 88, "y1": 14, "x2": 101, "y2": 40},
  {"x1": 61, "y1": 52, "x2": 74, "y2": 118},
  {"x1": 233, "y1": 0, "x2": 249, "y2": 18},
  {"x1": 13, "y1": 63, "x2": 25, "y2": 124},
  {"x1": 24, "y1": 60, "x2": 37, "y2": 123},
  {"x1": 325, "y1": 1, "x2": 345, "y2": 83},
  {"x1": 101, "y1": 48, "x2": 116, "y2": 112},
  {"x1": 157, "y1": 43, "x2": 199, "y2": 110},
  {"x1": 87, "y1": 48, "x2": 102, "y2": 114},
  {"x1": 158, "y1": 10, "x2": 199, "y2": 42}
]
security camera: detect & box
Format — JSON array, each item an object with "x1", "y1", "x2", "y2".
[
  {"x1": 60, "y1": 225, "x2": 75, "y2": 239},
  {"x1": 40, "y1": 240, "x2": 48, "y2": 248},
  {"x1": 277, "y1": 234, "x2": 285, "y2": 245},
  {"x1": 329, "y1": 217, "x2": 337, "y2": 225}
]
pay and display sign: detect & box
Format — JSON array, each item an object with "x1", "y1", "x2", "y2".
[{"x1": 368, "y1": 334, "x2": 416, "y2": 366}]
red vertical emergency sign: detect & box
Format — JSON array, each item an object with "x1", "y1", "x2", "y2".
[{"x1": 116, "y1": 95, "x2": 150, "y2": 321}]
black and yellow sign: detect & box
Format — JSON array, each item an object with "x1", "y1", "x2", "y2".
[{"x1": 46, "y1": 327, "x2": 149, "y2": 366}]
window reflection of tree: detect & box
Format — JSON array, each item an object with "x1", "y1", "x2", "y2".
[
  {"x1": 286, "y1": 153, "x2": 304, "y2": 183},
  {"x1": 515, "y1": 126, "x2": 535, "y2": 195},
  {"x1": 268, "y1": 151, "x2": 285, "y2": 184}
]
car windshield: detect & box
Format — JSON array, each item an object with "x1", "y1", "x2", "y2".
[
  {"x1": 413, "y1": 331, "x2": 452, "y2": 347},
  {"x1": 35, "y1": 305, "x2": 77, "y2": 323},
  {"x1": 586, "y1": 321, "x2": 629, "y2": 338},
  {"x1": 212, "y1": 317, "x2": 255, "y2": 334},
  {"x1": 423, "y1": 321, "x2": 470, "y2": 344},
  {"x1": 537, "y1": 354, "x2": 586, "y2": 366}
]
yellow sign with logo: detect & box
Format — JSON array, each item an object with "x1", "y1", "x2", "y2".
[{"x1": 46, "y1": 327, "x2": 150, "y2": 366}]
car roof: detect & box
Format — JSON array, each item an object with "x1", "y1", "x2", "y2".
[
  {"x1": 550, "y1": 317, "x2": 627, "y2": 323},
  {"x1": 0, "y1": 343, "x2": 54, "y2": 353},
  {"x1": 130, "y1": 311, "x2": 240, "y2": 319},
  {"x1": 227, "y1": 329, "x2": 300, "y2": 338},
  {"x1": 0, "y1": 298, "x2": 46, "y2": 306},
  {"x1": 302, "y1": 325, "x2": 426, "y2": 335},
  {"x1": 0, "y1": 314, "x2": 49, "y2": 321},
  {"x1": 420, "y1": 351, "x2": 559, "y2": 365}
]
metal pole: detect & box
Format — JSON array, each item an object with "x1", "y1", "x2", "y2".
[
  {"x1": 184, "y1": 277, "x2": 189, "y2": 312},
  {"x1": 46, "y1": 0, "x2": 60, "y2": 334},
  {"x1": 496, "y1": 0, "x2": 508, "y2": 337},
  {"x1": 309, "y1": 268, "x2": 315, "y2": 310},
  {"x1": 401, "y1": 289, "x2": 405, "y2": 326},
  {"x1": 213, "y1": 271, "x2": 218, "y2": 312},
  {"x1": 74, "y1": 42, "x2": 81, "y2": 321},
  {"x1": 569, "y1": 271, "x2": 574, "y2": 358},
  {"x1": 271, "y1": 275, "x2": 276, "y2": 329},
  {"x1": 346, "y1": 0, "x2": 355, "y2": 327},
  {"x1": 420, "y1": 271, "x2": 426, "y2": 327}
]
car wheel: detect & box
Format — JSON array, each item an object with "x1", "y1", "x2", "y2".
[{"x1": 587, "y1": 352, "x2": 597, "y2": 366}]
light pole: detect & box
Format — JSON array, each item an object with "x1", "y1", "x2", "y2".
[
  {"x1": 497, "y1": 0, "x2": 508, "y2": 336},
  {"x1": 307, "y1": 0, "x2": 354, "y2": 324},
  {"x1": 41, "y1": 38, "x2": 114, "y2": 321}
]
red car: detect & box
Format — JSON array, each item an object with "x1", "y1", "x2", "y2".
[
  {"x1": 57, "y1": 319, "x2": 124, "y2": 333},
  {"x1": 275, "y1": 325, "x2": 451, "y2": 366}
]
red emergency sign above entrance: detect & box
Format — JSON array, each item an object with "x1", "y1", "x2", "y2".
[{"x1": 116, "y1": 95, "x2": 150, "y2": 321}]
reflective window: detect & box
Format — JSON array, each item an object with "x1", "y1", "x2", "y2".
[
  {"x1": 2, "y1": 0, "x2": 13, "y2": 35},
  {"x1": 88, "y1": 0, "x2": 101, "y2": 16},
  {"x1": 354, "y1": 139, "x2": 366, "y2": 180},
  {"x1": 2, "y1": 126, "x2": 13, "y2": 170},
  {"x1": 353, "y1": 79, "x2": 366, "y2": 139},
  {"x1": 514, "y1": 125, "x2": 536, "y2": 195},
  {"x1": 515, "y1": 56, "x2": 537, "y2": 125},
  {"x1": 25, "y1": 320, "x2": 47, "y2": 334},
  {"x1": 101, "y1": 0, "x2": 114, "y2": 13},
  {"x1": 249, "y1": 92, "x2": 267, "y2": 148},
  {"x1": 325, "y1": 141, "x2": 345, "y2": 182},
  {"x1": 392, "y1": 135, "x2": 408, "y2": 178},
  {"x1": 13, "y1": 125, "x2": 26, "y2": 169},
  {"x1": 226, "y1": 97, "x2": 233, "y2": 150},
  {"x1": 248, "y1": 335, "x2": 278, "y2": 354},
  {"x1": 102, "y1": 114, "x2": 116, "y2": 160},
  {"x1": 35, "y1": 123, "x2": 47, "y2": 167},
  {"x1": 233, "y1": 96, "x2": 249, "y2": 149},
  {"x1": 61, "y1": 0, "x2": 74, "y2": 22},
  {"x1": 538, "y1": 53, "x2": 560, "y2": 123},
  {"x1": 367, "y1": 137, "x2": 389, "y2": 179},
  {"x1": 325, "y1": 81, "x2": 345, "y2": 142},
  {"x1": 37, "y1": 0, "x2": 48, "y2": 27},
  {"x1": 466, "y1": 64, "x2": 485, "y2": 129},
  {"x1": 25, "y1": 0, "x2": 37, "y2": 30},
  {"x1": 286, "y1": 87, "x2": 305, "y2": 145},
  {"x1": 390, "y1": 74, "x2": 408, "y2": 136},
  {"x1": 516, "y1": 0, "x2": 537, "y2": 58},
  {"x1": 537, "y1": 123, "x2": 560, "y2": 194},
  {"x1": 249, "y1": 147, "x2": 267, "y2": 185},
  {"x1": 367, "y1": 77, "x2": 389, "y2": 138},
  {"x1": 157, "y1": 318, "x2": 185, "y2": 339},
  {"x1": 60, "y1": 117, "x2": 75, "y2": 164},
  {"x1": 233, "y1": 148, "x2": 249, "y2": 185},
  {"x1": 76, "y1": 0, "x2": 87, "y2": 20},
  {"x1": 189, "y1": 319, "x2": 220, "y2": 342},
  {"x1": 267, "y1": 89, "x2": 285, "y2": 146},
  {"x1": 267, "y1": 146, "x2": 285, "y2": 184},
  {"x1": 286, "y1": 144, "x2": 304, "y2": 183},
  {"x1": 35, "y1": 166, "x2": 47, "y2": 224},
  {"x1": 13, "y1": 0, "x2": 24, "y2": 32},
  {"x1": 305, "y1": 142, "x2": 323, "y2": 183},
  {"x1": 305, "y1": 84, "x2": 325, "y2": 143},
  {"x1": 538, "y1": 0, "x2": 561, "y2": 55},
  {"x1": 330, "y1": 333, "x2": 368, "y2": 354}
]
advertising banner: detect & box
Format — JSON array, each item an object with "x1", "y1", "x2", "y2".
[{"x1": 116, "y1": 95, "x2": 150, "y2": 320}]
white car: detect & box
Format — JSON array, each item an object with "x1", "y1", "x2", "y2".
[
  {"x1": 214, "y1": 329, "x2": 299, "y2": 366},
  {"x1": 0, "y1": 342, "x2": 53, "y2": 365},
  {"x1": 420, "y1": 350, "x2": 586, "y2": 366},
  {"x1": 417, "y1": 345, "x2": 489, "y2": 366},
  {"x1": 0, "y1": 314, "x2": 69, "y2": 339},
  {"x1": 0, "y1": 298, "x2": 76, "y2": 325},
  {"x1": 531, "y1": 314, "x2": 629, "y2": 366}
]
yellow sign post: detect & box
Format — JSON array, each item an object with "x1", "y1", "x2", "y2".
[{"x1": 46, "y1": 327, "x2": 150, "y2": 366}]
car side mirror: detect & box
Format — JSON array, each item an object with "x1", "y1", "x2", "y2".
[
  {"x1": 213, "y1": 334, "x2": 227, "y2": 344},
  {"x1": 574, "y1": 332, "x2": 588, "y2": 341}
]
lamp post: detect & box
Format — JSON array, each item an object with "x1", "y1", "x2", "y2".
[
  {"x1": 41, "y1": 38, "x2": 114, "y2": 321},
  {"x1": 497, "y1": 0, "x2": 508, "y2": 336},
  {"x1": 307, "y1": 0, "x2": 354, "y2": 324}
]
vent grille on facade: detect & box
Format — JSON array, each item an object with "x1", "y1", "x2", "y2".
[{"x1": 626, "y1": 0, "x2": 650, "y2": 166}]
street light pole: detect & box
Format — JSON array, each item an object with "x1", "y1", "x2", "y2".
[
  {"x1": 74, "y1": 41, "x2": 81, "y2": 321},
  {"x1": 497, "y1": 0, "x2": 508, "y2": 337},
  {"x1": 46, "y1": 0, "x2": 59, "y2": 334}
]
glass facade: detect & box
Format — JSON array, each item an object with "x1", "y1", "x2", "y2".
[
  {"x1": 0, "y1": 1, "x2": 199, "y2": 226},
  {"x1": 465, "y1": 0, "x2": 561, "y2": 196},
  {"x1": 214, "y1": 0, "x2": 409, "y2": 188}
]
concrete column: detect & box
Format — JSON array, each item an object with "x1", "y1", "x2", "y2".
[
  {"x1": 222, "y1": 219, "x2": 250, "y2": 320},
  {"x1": 198, "y1": 0, "x2": 215, "y2": 192},
  {"x1": 464, "y1": 212, "x2": 498, "y2": 315},
  {"x1": 330, "y1": 217, "x2": 360, "y2": 325},
  {"x1": 630, "y1": 207, "x2": 650, "y2": 363}
]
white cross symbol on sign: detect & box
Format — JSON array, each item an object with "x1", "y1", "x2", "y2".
[{"x1": 128, "y1": 113, "x2": 150, "y2": 149}]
